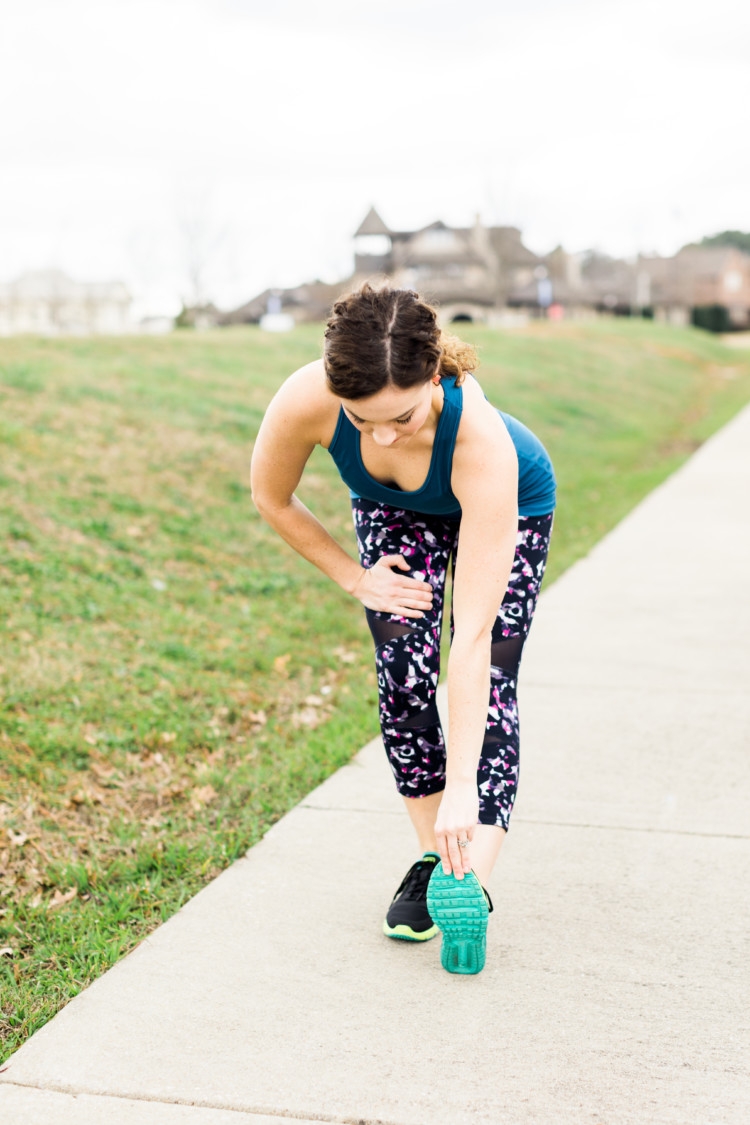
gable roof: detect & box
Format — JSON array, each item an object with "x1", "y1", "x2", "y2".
[{"x1": 355, "y1": 207, "x2": 391, "y2": 237}]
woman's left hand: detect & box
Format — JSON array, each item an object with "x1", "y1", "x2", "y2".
[{"x1": 434, "y1": 780, "x2": 479, "y2": 879}]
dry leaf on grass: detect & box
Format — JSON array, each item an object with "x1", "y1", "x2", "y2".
[
  {"x1": 48, "y1": 886, "x2": 77, "y2": 911},
  {"x1": 292, "y1": 707, "x2": 330, "y2": 729},
  {"x1": 190, "y1": 785, "x2": 218, "y2": 811}
]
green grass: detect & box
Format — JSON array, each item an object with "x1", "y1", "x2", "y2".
[{"x1": 1, "y1": 320, "x2": 749, "y2": 1060}]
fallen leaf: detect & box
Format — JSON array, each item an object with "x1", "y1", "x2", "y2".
[
  {"x1": 304, "y1": 694, "x2": 324, "y2": 707},
  {"x1": 190, "y1": 784, "x2": 218, "y2": 810},
  {"x1": 160, "y1": 732, "x2": 176, "y2": 744},
  {"x1": 48, "y1": 886, "x2": 78, "y2": 911},
  {"x1": 273, "y1": 653, "x2": 291, "y2": 676},
  {"x1": 89, "y1": 760, "x2": 117, "y2": 781},
  {"x1": 7, "y1": 830, "x2": 28, "y2": 847},
  {"x1": 0, "y1": 947, "x2": 14, "y2": 958},
  {"x1": 292, "y1": 707, "x2": 322, "y2": 729}
]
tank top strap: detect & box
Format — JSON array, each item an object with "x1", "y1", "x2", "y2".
[{"x1": 429, "y1": 375, "x2": 463, "y2": 496}]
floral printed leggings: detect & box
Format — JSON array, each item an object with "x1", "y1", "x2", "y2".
[{"x1": 352, "y1": 499, "x2": 553, "y2": 830}]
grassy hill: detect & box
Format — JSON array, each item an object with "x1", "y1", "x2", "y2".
[{"x1": 1, "y1": 319, "x2": 749, "y2": 1057}]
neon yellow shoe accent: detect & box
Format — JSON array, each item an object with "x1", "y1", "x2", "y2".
[{"x1": 383, "y1": 919, "x2": 439, "y2": 942}]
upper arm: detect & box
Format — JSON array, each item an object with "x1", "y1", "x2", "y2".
[
  {"x1": 250, "y1": 360, "x2": 332, "y2": 510},
  {"x1": 450, "y1": 393, "x2": 518, "y2": 641}
]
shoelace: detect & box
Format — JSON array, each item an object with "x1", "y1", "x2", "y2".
[
  {"x1": 393, "y1": 858, "x2": 495, "y2": 913},
  {"x1": 392, "y1": 859, "x2": 434, "y2": 903}
]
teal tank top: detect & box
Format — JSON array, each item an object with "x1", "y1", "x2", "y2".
[{"x1": 327, "y1": 375, "x2": 556, "y2": 518}]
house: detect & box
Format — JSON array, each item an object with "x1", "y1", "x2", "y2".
[
  {"x1": 221, "y1": 279, "x2": 346, "y2": 327},
  {"x1": 226, "y1": 208, "x2": 555, "y2": 327},
  {"x1": 352, "y1": 207, "x2": 549, "y2": 322},
  {"x1": 224, "y1": 210, "x2": 750, "y2": 331},
  {"x1": 637, "y1": 246, "x2": 750, "y2": 329},
  {"x1": 0, "y1": 270, "x2": 132, "y2": 335}
]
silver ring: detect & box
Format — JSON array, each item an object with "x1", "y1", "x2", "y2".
[{"x1": 458, "y1": 839, "x2": 469, "y2": 848}]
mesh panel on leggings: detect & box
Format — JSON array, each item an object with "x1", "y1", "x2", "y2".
[
  {"x1": 490, "y1": 630, "x2": 524, "y2": 676},
  {"x1": 365, "y1": 609, "x2": 415, "y2": 647}
]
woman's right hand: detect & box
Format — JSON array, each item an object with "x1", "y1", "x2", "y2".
[{"x1": 352, "y1": 556, "x2": 434, "y2": 618}]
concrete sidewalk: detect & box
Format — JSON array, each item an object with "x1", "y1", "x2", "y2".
[{"x1": 2, "y1": 406, "x2": 750, "y2": 1125}]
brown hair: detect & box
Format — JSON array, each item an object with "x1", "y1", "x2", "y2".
[{"x1": 323, "y1": 282, "x2": 478, "y2": 399}]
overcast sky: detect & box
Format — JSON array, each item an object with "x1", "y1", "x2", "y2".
[{"x1": 2, "y1": 0, "x2": 748, "y2": 316}]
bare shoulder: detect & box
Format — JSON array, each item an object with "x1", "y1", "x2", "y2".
[
  {"x1": 451, "y1": 372, "x2": 517, "y2": 506},
  {"x1": 456, "y1": 373, "x2": 511, "y2": 446},
  {"x1": 263, "y1": 357, "x2": 339, "y2": 445}
]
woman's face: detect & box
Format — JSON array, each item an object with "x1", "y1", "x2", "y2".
[{"x1": 339, "y1": 381, "x2": 435, "y2": 448}]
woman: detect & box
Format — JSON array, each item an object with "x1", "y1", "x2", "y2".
[{"x1": 250, "y1": 284, "x2": 555, "y2": 974}]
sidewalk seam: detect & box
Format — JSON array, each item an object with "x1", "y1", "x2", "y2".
[
  {"x1": 0, "y1": 1080, "x2": 403, "y2": 1125},
  {"x1": 298, "y1": 807, "x2": 750, "y2": 839},
  {"x1": 521, "y1": 681, "x2": 747, "y2": 696},
  {"x1": 513, "y1": 817, "x2": 750, "y2": 840},
  {"x1": 300, "y1": 805, "x2": 401, "y2": 815}
]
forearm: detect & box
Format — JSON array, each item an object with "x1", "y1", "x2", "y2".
[
  {"x1": 254, "y1": 494, "x2": 362, "y2": 595},
  {"x1": 445, "y1": 633, "x2": 491, "y2": 784}
]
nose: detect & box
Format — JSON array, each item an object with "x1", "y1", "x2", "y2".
[{"x1": 371, "y1": 427, "x2": 398, "y2": 446}]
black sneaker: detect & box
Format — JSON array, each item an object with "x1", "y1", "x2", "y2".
[{"x1": 383, "y1": 853, "x2": 440, "y2": 941}]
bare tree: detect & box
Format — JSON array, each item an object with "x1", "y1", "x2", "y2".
[{"x1": 177, "y1": 186, "x2": 228, "y2": 309}]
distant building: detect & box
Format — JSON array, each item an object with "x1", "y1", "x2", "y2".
[
  {"x1": 637, "y1": 246, "x2": 750, "y2": 329},
  {"x1": 224, "y1": 209, "x2": 553, "y2": 327},
  {"x1": 352, "y1": 207, "x2": 548, "y2": 322},
  {"x1": 221, "y1": 279, "x2": 346, "y2": 328},
  {"x1": 0, "y1": 270, "x2": 132, "y2": 336},
  {"x1": 224, "y1": 210, "x2": 750, "y2": 331}
]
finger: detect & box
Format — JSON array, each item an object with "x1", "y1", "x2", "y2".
[
  {"x1": 397, "y1": 581, "x2": 433, "y2": 599},
  {"x1": 436, "y1": 833, "x2": 451, "y2": 875},
  {"x1": 446, "y1": 836, "x2": 464, "y2": 880},
  {"x1": 402, "y1": 575, "x2": 433, "y2": 591},
  {"x1": 460, "y1": 838, "x2": 472, "y2": 874},
  {"x1": 396, "y1": 595, "x2": 433, "y2": 610},
  {"x1": 381, "y1": 555, "x2": 411, "y2": 572},
  {"x1": 460, "y1": 825, "x2": 475, "y2": 873},
  {"x1": 393, "y1": 599, "x2": 433, "y2": 614},
  {"x1": 395, "y1": 580, "x2": 433, "y2": 598}
]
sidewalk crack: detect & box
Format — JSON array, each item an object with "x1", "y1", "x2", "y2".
[{"x1": 0, "y1": 1080, "x2": 404, "y2": 1125}]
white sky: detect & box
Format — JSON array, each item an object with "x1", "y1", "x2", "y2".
[{"x1": 1, "y1": 0, "x2": 749, "y2": 316}]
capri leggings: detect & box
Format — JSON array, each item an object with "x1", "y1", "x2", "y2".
[{"x1": 352, "y1": 498, "x2": 553, "y2": 830}]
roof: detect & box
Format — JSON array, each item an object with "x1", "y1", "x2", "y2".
[{"x1": 354, "y1": 207, "x2": 391, "y2": 237}]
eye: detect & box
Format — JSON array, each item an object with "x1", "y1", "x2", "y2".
[
  {"x1": 396, "y1": 412, "x2": 414, "y2": 425},
  {"x1": 347, "y1": 411, "x2": 365, "y2": 426}
]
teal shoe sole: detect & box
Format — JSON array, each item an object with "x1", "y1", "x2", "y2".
[{"x1": 426, "y1": 866, "x2": 489, "y2": 975}]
